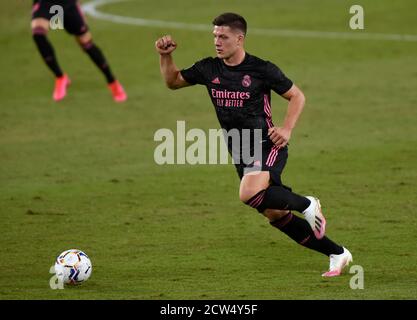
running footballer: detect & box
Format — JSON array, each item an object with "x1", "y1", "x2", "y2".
[{"x1": 155, "y1": 13, "x2": 352, "y2": 277}]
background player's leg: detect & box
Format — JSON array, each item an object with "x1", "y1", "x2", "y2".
[
  {"x1": 31, "y1": 18, "x2": 69, "y2": 101},
  {"x1": 77, "y1": 32, "x2": 115, "y2": 84},
  {"x1": 77, "y1": 32, "x2": 127, "y2": 102},
  {"x1": 31, "y1": 18, "x2": 63, "y2": 78}
]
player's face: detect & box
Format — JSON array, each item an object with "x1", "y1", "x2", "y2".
[{"x1": 213, "y1": 25, "x2": 244, "y2": 59}]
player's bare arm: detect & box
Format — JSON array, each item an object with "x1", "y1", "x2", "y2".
[
  {"x1": 268, "y1": 84, "x2": 306, "y2": 149},
  {"x1": 155, "y1": 35, "x2": 190, "y2": 89}
]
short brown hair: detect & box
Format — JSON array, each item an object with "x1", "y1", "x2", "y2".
[{"x1": 212, "y1": 13, "x2": 247, "y2": 35}]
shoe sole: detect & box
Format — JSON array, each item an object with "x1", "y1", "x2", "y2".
[
  {"x1": 322, "y1": 251, "x2": 353, "y2": 277},
  {"x1": 313, "y1": 198, "x2": 326, "y2": 239},
  {"x1": 113, "y1": 95, "x2": 127, "y2": 102},
  {"x1": 53, "y1": 77, "x2": 71, "y2": 102}
]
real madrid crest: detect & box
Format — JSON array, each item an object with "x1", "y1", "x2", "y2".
[{"x1": 242, "y1": 75, "x2": 251, "y2": 87}]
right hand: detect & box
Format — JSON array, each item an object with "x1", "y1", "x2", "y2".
[
  {"x1": 155, "y1": 35, "x2": 177, "y2": 55},
  {"x1": 268, "y1": 126, "x2": 292, "y2": 149}
]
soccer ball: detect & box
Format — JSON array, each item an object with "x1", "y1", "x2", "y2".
[{"x1": 54, "y1": 249, "x2": 92, "y2": 285}]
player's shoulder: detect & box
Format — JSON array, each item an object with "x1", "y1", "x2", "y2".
[
  {"x1": 190, "y1": 57, "x2": 222, "y2": 74},
  {"x1": 245, "y1": 53, "x2": 276, "y2": 72},
  {"x1": 244, "y1": 53, "x2": 268, "y2": 66},
  {"x1": 194, "y1": 56, "x2": 219, "y2": 67},
  {"x1": 258, "y1": 57, "x2": 286, "y2": 76}
]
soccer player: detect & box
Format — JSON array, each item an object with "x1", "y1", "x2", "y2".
[
  {"x1": 155, "y1": 13, "x2": 353, "y2": 277},
  {"x1": 31, "y1": 0, "x2": 127, "y2": 102}
]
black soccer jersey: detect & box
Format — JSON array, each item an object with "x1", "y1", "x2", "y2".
[
  {"x1": 33, "y1": 0, "x2": 77, "y2": 5},
  {"x1": 180, "y1": 53, "x2": 293, "y2": 142}
]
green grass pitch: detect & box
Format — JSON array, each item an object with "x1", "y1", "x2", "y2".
[{"x1": 0, "y1": 0, "x2": 416, "y2": 299}]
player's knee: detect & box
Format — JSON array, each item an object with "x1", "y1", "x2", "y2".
[
  {"x1": 239, "y1": 186, "x2": 264, "y2": 203},
  {"x1": 31, "y1": 18, "x2": 49, "y2": 34},
  {"x1": 263, "y1": 209, "x2": 290, "y2": 222},
  {"x1": 32, "y1": 25, "x2": 48, "y2": 37},
  {"x1": 240, "y1": 171, "x2": 270, "y2": 204},
  {"x1": 77, "y1": 32, "x2": 93, "y2": 50}
]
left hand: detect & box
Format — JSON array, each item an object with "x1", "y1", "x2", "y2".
[{"x1": 268, "y1": 127, "x2": 291, "y2": 149}]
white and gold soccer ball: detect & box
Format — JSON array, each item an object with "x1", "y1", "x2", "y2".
[{"x1": 54, "y1": 249, "x2": 92, "y2": 285}]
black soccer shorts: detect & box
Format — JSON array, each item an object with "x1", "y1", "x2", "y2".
[
  {"x1": 32, "y1": 0, "x2": 89, "y2": 36},
  {"x1": 234, "y1": 144, "x2": 290, "y2": 188}
]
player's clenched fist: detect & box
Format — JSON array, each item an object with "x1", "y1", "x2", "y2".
[{"x1": 155, "y1": 35, "x2": 177, "y2": 55}]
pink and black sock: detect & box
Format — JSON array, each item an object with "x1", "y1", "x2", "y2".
[
  {"x1": 246, "y1": 187, "x2": 311, "y2": 213},
  {"x1": 32, "y1": 27, "x2": 63, "y2": 78},
  {"x1": 80, "y1": 41, "x2": 115, "y2": 84},
  {"x1": 270, "y1": 212, "x2": 343, "y2": 256}
]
